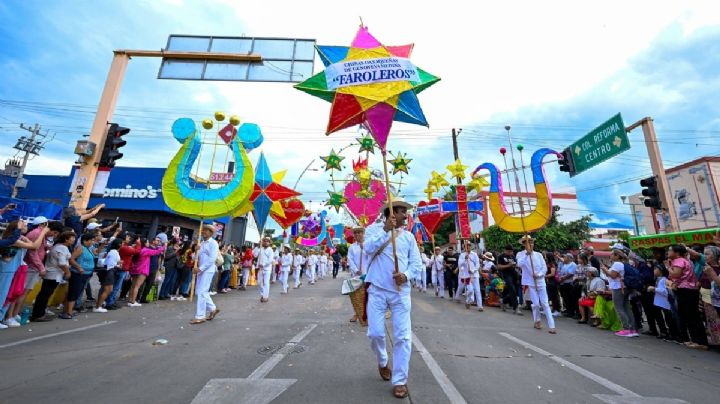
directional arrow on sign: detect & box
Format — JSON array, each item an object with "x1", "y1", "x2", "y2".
[
  {"x1": 575, "y1": 145, "x2": 581, "y2": 156},
  {"x1": 613, "y1": 136, "x2": 622, "y2": 148}
]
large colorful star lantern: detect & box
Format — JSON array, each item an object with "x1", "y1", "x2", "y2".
[
  {"x1": 321, "y1": 148, "x2": 345, "y2": 171},
  {"x1": 295, "y1": 25, "x2": 440, "y2": 151},
  {"x1": 388, "y1": 151, "x2": 412, "y2": 175},
  {"x1": 234, "y1": 152, "x2": 301, "y2": 232},
  {"x1": 326, "y1": 190, "x2": 348, "y2": 213},
  {"x1": 468, "y1": 174, "x2": 490, "y2": 193},
  {"x1": 429, "y1": 170, "x2": 450, "y2": 191}
]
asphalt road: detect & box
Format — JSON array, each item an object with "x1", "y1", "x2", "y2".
[{"x1": 1, "y1": 272, "x2": 718, "y2": 404}]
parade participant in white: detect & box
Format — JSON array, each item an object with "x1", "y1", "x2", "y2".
[
  {"x1": 458, "y1": 242, "x2": 483, "y2": 311},
  {"x1": 364, "y1": 198, "x2": 423, "y2": 399},
  {"x1": 190, "y1": 225, "x2": 220, "y2": 324},
  {"x1": 516, "y1": 235, "x2": 556, "y2": 333},
  {"x1": 417, "y1": 246, "x2": 429, "y2": 292},
  {"x1": 348, "y1": 227, "x2": 368, "y2": 277},
  {"x1": 318, "y1": 252, "x2": 328, "y2": 280},
  {"x1": 307, "y1": 251, "x2": 317, "y2": 284},
  {"x1": 292, "y1": 250, "x2": 304, "y2": 288},
  {"x1": 257, "y1": 237, "x2": 274, "y2": 302},
  {"x1": 279, "y1": 246, "x2": 292, "y2": 294},
  {"x1": 430, "y1": 247, "x2": 445, "y2": 297},
  {"x1": 455, "y1": 242, "x2": 475, "y2": 308}
]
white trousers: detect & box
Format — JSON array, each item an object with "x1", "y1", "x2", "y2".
[
  {"x1": 417, "y1": 270, "x2": 426, "y2": 291},
  {"x1": 528, "y1": 283, "x2": 555, "y2": 329},
  {"x1": 318, "y1": 265, "x2": 325, "y2": 279},
  {"x1": 433, "y1": 270, "x2": 445, "y2": 297},
  {"x1": 279, "y1": 269, "x2": 290, "y2": 293},
  {"x1": 308, "y1": 266, "x2": 316, "y2": 283},
  {"x1": 259, "y1": 269, "x2": 272, "y2": 299},
  {"x1": 455, "y1": 279, "x2": 473, "y2": 304},
  {"x1": 367, "y1": 287, "x2": 412, "y2": 386},
  {"x1": 293, "y1": 268, "x2": 301, "y2": 287},
  {"x1": 271, "y1": 267, "x2": 277, "y2": 282},
  {"x1": 195, "y1": 270, "x2": 217, "y2": 319},
  {"x1": 471, "y1": 277, "x2": 483, "y2": 308},
  {"x1": 242, "y1": 268, "x2": 250, "y2": 287}
]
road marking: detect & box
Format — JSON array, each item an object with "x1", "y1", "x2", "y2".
[
  {"x1": 499, "y1": 332, "x2": 640, "y2": 397},
  {"x1": 192, "y1": 323, "x2": 318, "y2": 404},
  {"x1": 248, "y1": 323, "x2": 318, "y2": 380},
  {"x1": 412, "y1": 331, "x2": 468, "y2": 404},
  {"x1": 0, "y1": 321, "x2": 117, "y2": 349}
]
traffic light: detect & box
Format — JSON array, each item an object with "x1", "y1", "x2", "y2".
[
  {"x1": 640, "y1": 176, "x2": 662, "y2": 209},
  {"x1": 99, "y1": 123, "x2": 129, "y2": 168},
  {"x1": 557, "y1": 147, "x2": 576, "y2": 176}
]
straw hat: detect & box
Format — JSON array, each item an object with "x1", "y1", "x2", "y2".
[
  {"x1": 518, "y1": 234, "x2": 535, "y2": 244},
  {"x1": 483, "y1": 252, "x2": 495, "y2": 261},
  {"x1": 381, "y1": 196, "x2": 413, "y2": 214}
]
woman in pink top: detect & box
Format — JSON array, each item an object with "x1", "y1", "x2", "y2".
[
  {"x1": 127, "y1": 237, "x2": 165, "y2": 307},
  {"x1": 667, "y1": 244, "x2": 708, "y2": 349}
]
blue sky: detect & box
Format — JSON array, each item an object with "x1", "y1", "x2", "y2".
[{"x1": 1, "y1": 0, "x2": 719, "y2": 230}]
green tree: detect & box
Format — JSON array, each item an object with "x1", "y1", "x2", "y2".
[
  {"x1": 482, "y1": 211, "x2": 592, "y2": 252},
  {"x1": 335, "y1": 243, "x2": 348, "y2": 257}
]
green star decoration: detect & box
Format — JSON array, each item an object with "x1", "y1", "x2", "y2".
[
  {"x1": 388, "y1": 152, "x2": 412, "y2": 175},
  {"x1": 320, "y1": 149, "x2": 345, "y2": 171},
  {"x1": 356, "y1": 135, "x2": 376, "y2": 154},
  {"x1": 326, "y1": 190, "x2": 348, "y2": 212}
]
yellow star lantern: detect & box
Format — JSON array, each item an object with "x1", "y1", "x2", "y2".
[
  {"x1": 446, "y1": 159, "x2": 468, "y2": 181},
  {"x1": 468, "y1": 174, "x2": 490, "y2": 193},
  {"x1": 430, "y1": 170, "x2": 449, "y2": 190}
]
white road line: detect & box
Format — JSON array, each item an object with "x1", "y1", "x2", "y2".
[
  {"x1": 0, "y1": 321, "x2": 117, "y2": 349},
  {"x1": 499, "y1": 332, "x2": 641, "y2": 398},
  {"x1": 247, "y1": 323, "x2": 318, "y2": 380},
  {"x1": 412, "y1": 331, "x2": 468, "y2": 404}
]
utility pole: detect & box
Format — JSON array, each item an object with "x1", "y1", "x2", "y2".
[
  {"x1": 451, "y1": 128, "x2": 462, "y2": 185},
  {"x1": 11, "y1": 123, "x2": 45, "y2": 198},
  {"x1": 626, "y1": 117, "x2": 679, "y2": 232}
]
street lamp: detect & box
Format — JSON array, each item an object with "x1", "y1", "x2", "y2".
[{"x1": 620, "y1": 195, "x2": 645, "y2": 236}]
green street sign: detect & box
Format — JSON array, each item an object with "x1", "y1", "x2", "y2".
[{"x1": 568, "y1": 113, "x2": 629, "y2": 176}]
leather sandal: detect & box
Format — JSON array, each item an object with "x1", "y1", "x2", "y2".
[
  {"x1": 207, "y1": 309, "x2": 220, "y2": 320},
  {"x1": 189, "y1": 318, "x2": 206, "y2": 325},
  {"x1": 378, "y1": 365, "x2": 391, "y2": 381},
  {"x1": 393, "y1": 385, "x2": 409, "y2": 399},
  {"x1": 349, "y1": 315, "x2": 358, "y2": 322}
]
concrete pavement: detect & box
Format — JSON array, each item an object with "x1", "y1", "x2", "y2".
[{"x1": 0, "y1": 272, "x2": 717, "y2": 404}]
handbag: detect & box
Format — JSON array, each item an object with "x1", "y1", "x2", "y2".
[{"x1": 340, "y1": 235, "x2": 391, "y2": 295}]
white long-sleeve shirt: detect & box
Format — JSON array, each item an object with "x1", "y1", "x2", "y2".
[
  {"x1": 308, "y1": 255, "x2": 318, "y2": 268},
  {"x1": 257, "y1": 246, "x2": 274, "y2": 271},
  {"x1": 198, "y1": 237, "x2": 219, "y2": 273},
  {"x1": 280, "y1": 254, "x2": 292, "y2": 271},
  {"x1": 348, "y1": 242, "x2": 368, "y2": 276},
  {"x1": 292, "y1": 254, "x2": 304, "y2": 270},
  {"x1": 517, "y1": 250, "x2": 547, "y2": 286},
  {"x1": 430, "y1": 254, "x2": 444, "y2": 273},
  {"x1": 459, "y1": 251, "x2": 480, "y2": 279},
  {"x1": 319, "y1": 255, "x2": 328, "y2": 269},
  {"x1": 363, "y1": 223, "x2": 423, "y2": 294}
]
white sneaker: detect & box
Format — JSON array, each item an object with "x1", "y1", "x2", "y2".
[
  {"x1": 209, "y1": 292, "x2": 217, "y2": 296},
  {"x1": 13, "y1": 315, "x2": 21, "y2": 322},
  {"x1": 128, "y1": 302, "x2": 142, "y2": 307},
  {"x1": 4, "y1": 318, "x2": 21, "y2": 327},
  {"x1": 170, "y1": 296, "x2": 178, "y2": 301},
  {"x1": 0, "y1": 322, "x2": 7, "y2": 329},
  {"x1": 93, "y1": 307, "x2": 108, "y2": 313},
  {"x1": 552, "y1": 311, "x2": 562, "y2": 317},
  {"x1": 177, "y1": 296, "x2": 187, "y2": 301}
]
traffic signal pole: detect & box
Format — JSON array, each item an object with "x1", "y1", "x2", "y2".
[
  {"x1": 69, "y1": 52, "x2": 129, "y2": 210},
  {"x1": 626, "y1": 117, "x2": 679, "y2": 232}
]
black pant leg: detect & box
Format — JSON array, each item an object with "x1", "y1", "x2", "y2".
[
  {"x1": 32, "y1": 279, "x2": 58, "y2": 319},
  {"x1": 502, "y1": 273, "x2": 518, "y2": 310}
]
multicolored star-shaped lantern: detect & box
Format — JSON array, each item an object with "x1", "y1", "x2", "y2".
[
  {"x1": 388, "y1": 151, "x2": 412, "y2": 175},
  {"x1": 321, "y1": 148, "x2": 345, "y2": 171},
  {"x1": 233, "y1": 152, "x2": 301, "y2": 232},
  {"x1": 357, "y1": 135, "x2": 376, "y2": 154},
  {"x1": 294, "y1": 26, "x2": 440, "y2": 151},
  {"x1": 326, "y1": 190, "x2": 348, "y2": 213},
  {"x1": 446, "y1": 159, "x2": 468, "y2": 181}
]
